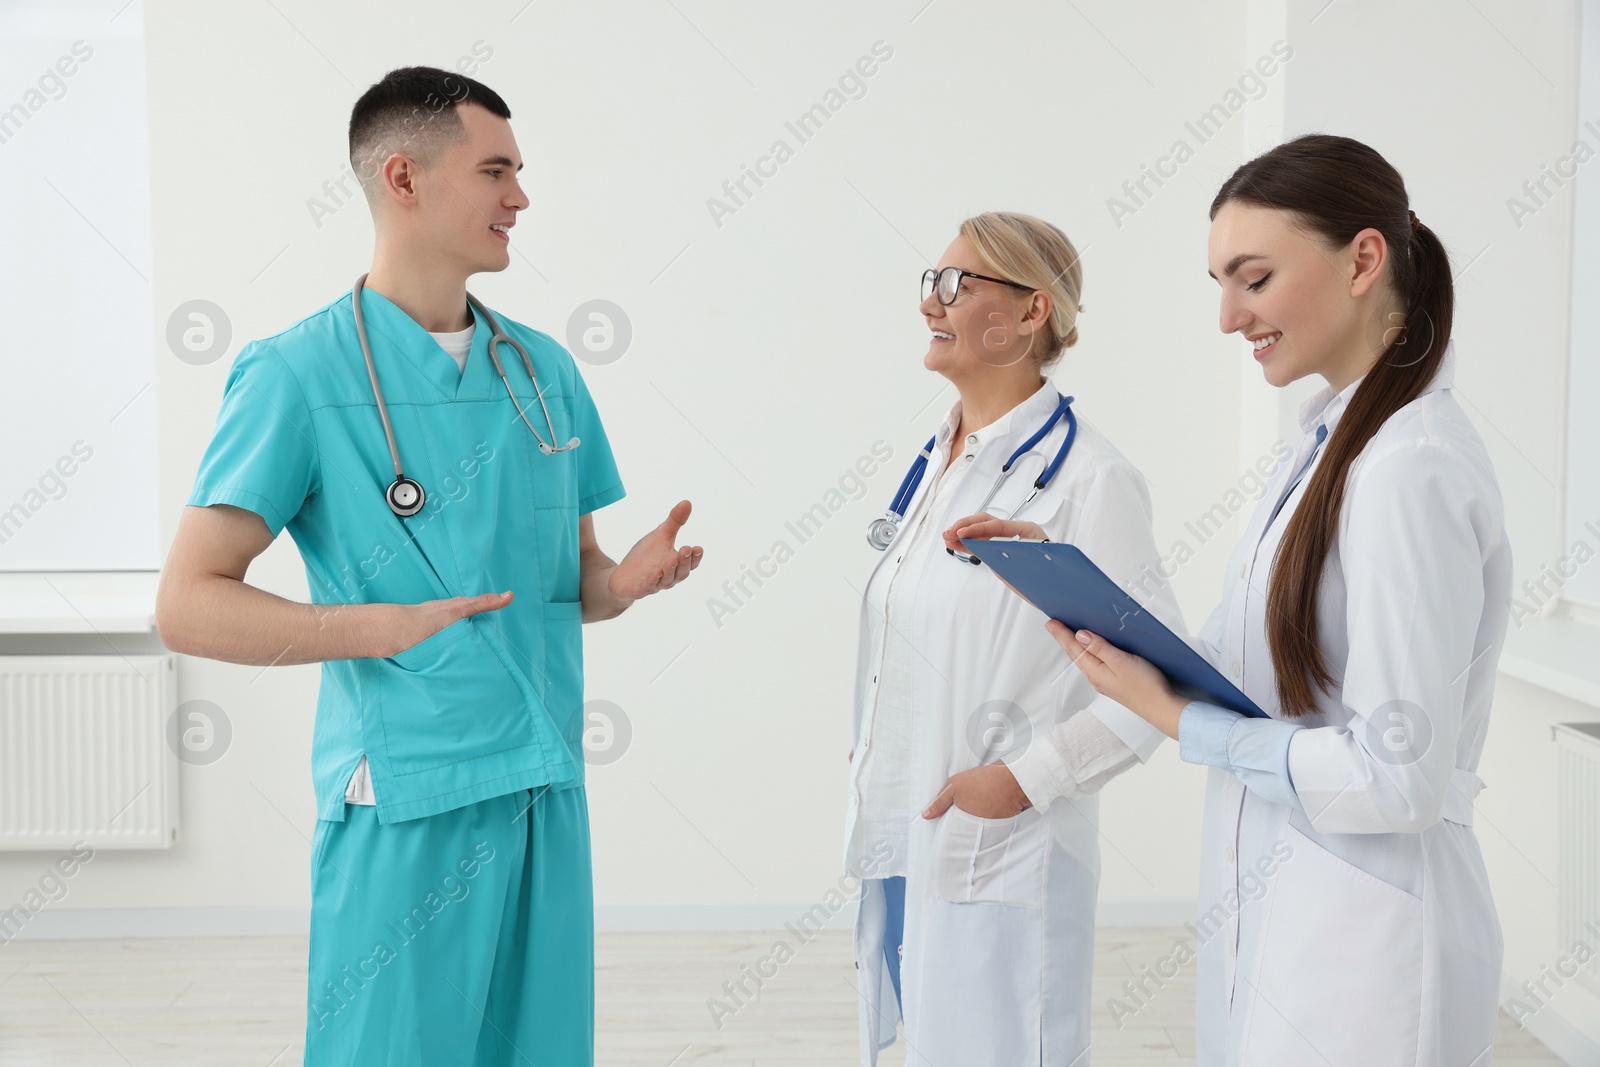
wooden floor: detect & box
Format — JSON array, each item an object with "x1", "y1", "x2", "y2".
[{"x1": 0, "y1": 927, "x2": 1563, "y2": 1065}]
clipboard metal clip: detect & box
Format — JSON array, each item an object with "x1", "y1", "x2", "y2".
[{"x1": 946, "y1": 535, "x2": 1051, "y2": 567}]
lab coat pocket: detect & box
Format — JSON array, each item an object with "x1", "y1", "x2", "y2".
[
  {"x1": 1242, "y1": 823, "x2": 1423, "y2": 1066},
  {"x1": 930, "y1": 805, "x2": 1047, "y2": 909}
]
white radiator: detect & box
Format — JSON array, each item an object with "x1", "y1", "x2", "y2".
[
  {"x1": 1556, "y1": 721, "x2": 1600, "y2": 997},
  {"x1": 0, "y1": 655, "x2": 179, "y2": 850}
]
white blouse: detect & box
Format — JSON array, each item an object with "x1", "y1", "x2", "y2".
[{"x1": 852, "y1": 417, "x2": 982, "y2": 875}]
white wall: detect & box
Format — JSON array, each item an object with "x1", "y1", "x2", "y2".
[
  {"x1": 2, "y1": 0, "x2": 1260, "y2": 921},
  {"x1": 2, "y1": 9, "x2": 1595, "y2": 1047},
  {"x1": 1566, "y1": 0, "x2": 1600, "y2": 611}
]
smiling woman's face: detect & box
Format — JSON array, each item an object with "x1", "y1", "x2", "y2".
[
  {"x1": 1207, "y1": 201, "x2": 1372, "y2": 389},
  {"x1": 920, "y1": 236, "x2": 1042, "y2": 377}
]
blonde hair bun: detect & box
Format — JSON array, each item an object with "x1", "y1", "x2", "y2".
[{"x1": 958, "y1": 211, "x2": 1085, "y2": 369}]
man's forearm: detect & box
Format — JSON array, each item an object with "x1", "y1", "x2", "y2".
[
  {"x1": 156, "y1": 573, "x2": 392, "y2": 666},
  {"x1": 578, "y1": 549, "x2": 633, "y2": 622}
]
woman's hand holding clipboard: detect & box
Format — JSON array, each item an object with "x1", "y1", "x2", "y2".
[{"x1": 942, "y1": 514, "x2": 1265, "y2": 739}]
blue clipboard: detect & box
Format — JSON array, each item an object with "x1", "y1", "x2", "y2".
[{"x1": 958, "y1": 538, "x2": 1268, "y2": 719}]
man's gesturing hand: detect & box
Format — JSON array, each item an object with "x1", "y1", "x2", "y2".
[
  {"x1": 608, "y1": 500, "x2": 704, "y2": 602},
  {"x1": 366, "y1": 590, "x2": 515, "y2": 659}
]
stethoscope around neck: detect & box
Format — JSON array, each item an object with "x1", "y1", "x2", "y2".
[
  {"x1": 866, "y1": 392, "x2": 1077, "y2": 564},
  {"x1": 352, "y1": 272, "x2": 579, "y2": 518}
]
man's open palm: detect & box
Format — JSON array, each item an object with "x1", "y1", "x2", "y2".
[{"x1": 608, "y1": 500, "x2": 703, "y2": 601}]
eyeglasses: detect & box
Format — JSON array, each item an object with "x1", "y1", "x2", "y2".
[{"x1": 921, "y1": 265, "x2": 1036, "y2": 306}]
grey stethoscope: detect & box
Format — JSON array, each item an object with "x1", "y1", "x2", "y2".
[
  {"x1": 352, "y1": 273, "x2": 579, "y2": 518},
  {"x1": 866, "y1": 392, "x2": 1077, "y2": 563}
]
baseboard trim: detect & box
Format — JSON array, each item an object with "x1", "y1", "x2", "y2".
[
  {"x1": 1094, "y1": 899, "x2": 1199, "y2": 927},
  {"x1": 0, "y1": 899, "x2": 1199, "y2": 941},
  {"x1": 1, "y1": 907, "x2": 311, "y2": 941},
  {"x1": 1500, "y1": 970, "x2": 1600, "y2": 1065}
]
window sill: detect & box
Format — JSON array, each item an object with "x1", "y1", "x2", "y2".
[
  {"x1": 0, "y1": 571, "x2": 159, "y2": 634},
  {"x1": 1499, "y1": 602, "x2": 1600, "y2": 709}
]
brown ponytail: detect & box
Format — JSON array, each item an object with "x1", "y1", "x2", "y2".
[{"x1": 1209, "y1": 134, "x2": 1454, "y2": 717}]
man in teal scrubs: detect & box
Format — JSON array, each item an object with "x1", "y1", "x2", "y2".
[{"x1": 156, "y1": 66, "x2": 702, "y2": 1065}]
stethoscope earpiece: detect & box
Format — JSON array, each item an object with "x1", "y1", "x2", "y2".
[{"x1": 538, "y1": 437, "x2": 581, "y2": 455}]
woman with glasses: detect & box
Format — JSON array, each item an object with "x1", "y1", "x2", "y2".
[{"x1": 844, "y1": 211, "x2": 1184, "y2": 1066}]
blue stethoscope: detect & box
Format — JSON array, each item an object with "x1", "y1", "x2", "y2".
[{"x1": 867, "y1": 393, "x2": 1077, "y2": 563}]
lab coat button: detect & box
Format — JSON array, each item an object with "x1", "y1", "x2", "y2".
[
  {"x1": 1230, "y1": 660, "x2": 1241, "y2": 677},
  {"x1": 966, "y1": 434, "x2": 978, "y2": 445},
  {"x1": 1239, "y1": 563, "x2": 1247, "y2": 578},
  {"x1": 1224, "y1": 846, "x2": 1236, "y2": 863}
]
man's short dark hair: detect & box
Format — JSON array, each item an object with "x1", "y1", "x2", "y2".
[{"x1": 347, "y1": 65, "x2": 510, "y2": 203}]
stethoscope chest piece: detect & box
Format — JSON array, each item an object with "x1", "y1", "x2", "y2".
[
  {"x1": 386, "y1": 476, "x2": 425, "y2": 517},
  {"x1": 866, "y1": 515, "x2": 900, "y2": 551}
]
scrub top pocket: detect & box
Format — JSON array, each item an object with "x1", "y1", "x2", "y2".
[
  {"x1": 389, "y1": 617, "x2": 474, "y2": 668},
  {"x1": 378, "y1": 617, "x2": 535, "y2": 774},
  {"x1": 505, "y1": 384, "x2": 577, "y2": 512},
  {"x1": 931, "y1": 805, "x2": 1049, "y2": 909}
]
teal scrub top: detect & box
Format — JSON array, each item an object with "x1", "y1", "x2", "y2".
[{"x1": 185, "y1": 285, "x2": 626, "y2": 823}]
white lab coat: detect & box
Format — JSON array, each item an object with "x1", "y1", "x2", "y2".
[
  {"x1": 1184, "y1": 342, "x2": 1510, "y2": 1066},
  {"x1": 845, "y1": 381, "x2": 1179, "y2": 1066}
]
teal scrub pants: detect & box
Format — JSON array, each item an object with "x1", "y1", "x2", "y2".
[{"x1": 303, "y1": 785, "x2": 594, "y2": 1066}]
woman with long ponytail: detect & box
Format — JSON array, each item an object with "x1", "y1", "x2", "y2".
[{"x1": 955, "y1": 134, "x2": 1511, "y2": 1064}]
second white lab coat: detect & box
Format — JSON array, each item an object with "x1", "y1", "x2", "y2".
[
  {"x1": 845, "y1": 381, "x2": 1180, "y2": 1066},
  {"x1": 1183, "y1": 342, "x2": 1510, "y2": 1066}
]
